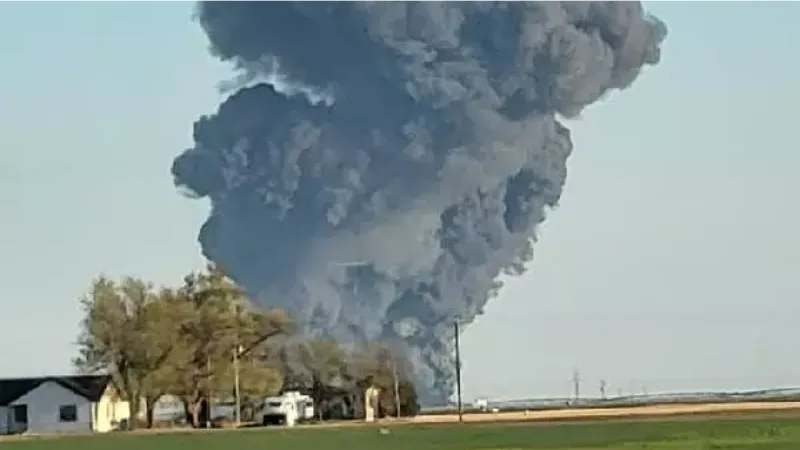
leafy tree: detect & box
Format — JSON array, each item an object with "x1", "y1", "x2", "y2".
[
  {"x1": 74, "y1": 266, "x2": 421, "y2": 428},
  {"x1": 138, "y1": 288, "x2": 186, "y2": 428},
  {"x1": 74, "y1": 277, "x2": 181, "y2": 429},
  {"x1": 296, "y1": 338, "x2": 348, "y2": 420},
  {"x1": 163, "y1": 264, "x2": 292, "y2": 427},
  {"x1": 212, "y1": 305, "x2": 289, "y2": 422},
  {"x1": 278, "y1": 340, "x2": 421, "y2": 420},
  {"x1": 214, "y1": 348, "x2": 285, "y2": 422},
  {"x1": 382, "y1": 378, "x2": 420, "y2": 417},
  {"x1": 345, "y1": 343, "x2": 420, "y2": 418}
]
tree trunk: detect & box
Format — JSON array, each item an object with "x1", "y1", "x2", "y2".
[
  {"x1": 181, "y1": 395, "x2": 203, "y2": 428},
  {"x1": 143, "y1": 394, "x2": 162, "y2": 428},
  {"x1": 311, "y1": 376, "x2": 325, "y2": 422},
  {"x1": 129, "y1": 393, "x2": 142, "y2": 430},
  {"x1": 181, "y1": 399, "x2": 193, "y2": 427},
  {"x1": 352, "y1": 390, "x2": 365, "y2": 420},
  {"x1": 145, "y1": 403, "x2": 155, "y2": 429}
]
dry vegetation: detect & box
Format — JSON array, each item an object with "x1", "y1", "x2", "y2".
[{"x1": 409, "y1": 400, "x2": 800, "y2": 424}]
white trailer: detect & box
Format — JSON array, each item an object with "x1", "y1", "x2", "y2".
[{"x1": 256, "y1": 391, "x2": 314, "y2": 427}]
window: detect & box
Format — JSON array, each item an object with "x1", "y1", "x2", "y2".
[
  {"x1": 12, "y1": 405, "x2": 28, "y2": 423},
  {"x1": 59, "y1": 404, "x2": 77, "y2": 422}
]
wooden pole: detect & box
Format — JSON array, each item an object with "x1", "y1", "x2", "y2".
[
  {"x1": 454, "y1": 320, "x2": 463, "y2": 423},
  {"x1": 392, "y1": 362, "x2": 401, "y2": 418}
]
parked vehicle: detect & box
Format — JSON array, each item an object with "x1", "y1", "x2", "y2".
[{"x1": 255, "y1": 391, "x2": 314, "y2": 427}]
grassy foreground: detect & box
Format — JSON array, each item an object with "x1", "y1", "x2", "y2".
[{"x1": 4, "y1": 415, "x2": 800, "y2": 450}]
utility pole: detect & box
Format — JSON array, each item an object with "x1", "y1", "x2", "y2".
[
  {"x1": 454, "y1": 320, "x2": 463, "y2": 423},
  {"x1": 233, "y1": 345, "x2": 241, "y2": 427},
  {"x1": 232, "y1": 303, "x2": 242, "y2": 427},
  {"x1": 392, "y1": 361, "x2": 401, "y2": 418},
  {"x1": 206, "y1": 355, "x2": 213, "y2": 428},
  {"x1": 572, "y1": 368, "x2": 581, "y2": 404},
  {"x1": 599, "y1": 379, "x2": 607, "y2": 400}
]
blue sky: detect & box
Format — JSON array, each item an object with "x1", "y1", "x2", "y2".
[{"x1": 2, "y1": 2, "x2": 798, "y2": 401}]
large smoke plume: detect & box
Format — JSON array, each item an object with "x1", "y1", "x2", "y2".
[{"x1": 172, "y1": 1, "x2": 667, "y2": 405}]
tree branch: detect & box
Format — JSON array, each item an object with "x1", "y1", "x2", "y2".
[{"x1": 238, "y1": 330, "x2": 283, "y2": 359}]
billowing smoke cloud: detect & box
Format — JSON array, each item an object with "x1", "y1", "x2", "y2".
[{"x1": 172, "y1": 1, "x2": 667, "y2": 405}]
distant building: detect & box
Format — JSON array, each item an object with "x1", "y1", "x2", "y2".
[{"x1": 0, "y1": 375, "x2": 130, "y2": 435}]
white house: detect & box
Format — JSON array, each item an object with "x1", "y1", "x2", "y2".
[{"x1": 0, "y1": 375, "x2": 130, "y2": 435}]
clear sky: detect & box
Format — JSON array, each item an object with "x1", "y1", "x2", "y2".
[{"x1": 2, "y1": 2, "x2": 798, "y2": 402}]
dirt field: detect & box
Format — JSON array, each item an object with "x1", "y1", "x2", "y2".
[{"x1": 409, "y1": 401, "x2": 800, "y2": 424}]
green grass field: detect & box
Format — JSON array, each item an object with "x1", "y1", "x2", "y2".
[{"x1": 4, "y1": 414, "x2": 800, "y2": 450}]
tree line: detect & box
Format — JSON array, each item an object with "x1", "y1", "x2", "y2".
[{"x1": 73, "y1": 263, "x2": 419, "y2": 429}]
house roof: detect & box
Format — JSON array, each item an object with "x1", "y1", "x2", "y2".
[{"x1": 0, "y1": 375, "x2": 111, "y2": 406}]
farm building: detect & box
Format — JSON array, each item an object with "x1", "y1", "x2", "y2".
[{"x1": 0, "y1": 374, "x2": 130, "y2": 435}]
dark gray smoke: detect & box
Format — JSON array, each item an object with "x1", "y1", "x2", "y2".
[{"x1": 172, "y1": 1, "x2": 667, "y2": 405}]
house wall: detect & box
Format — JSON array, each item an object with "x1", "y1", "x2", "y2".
[
  {"x1": 93, "y1": 394, "x2": 131, "y2": 433},
  {"x1": 0, "y1": 406, "x2": 7, "y2": 434},
  {"x1": 11, "y1": 381, "x2": 92, "y2": 434}
]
